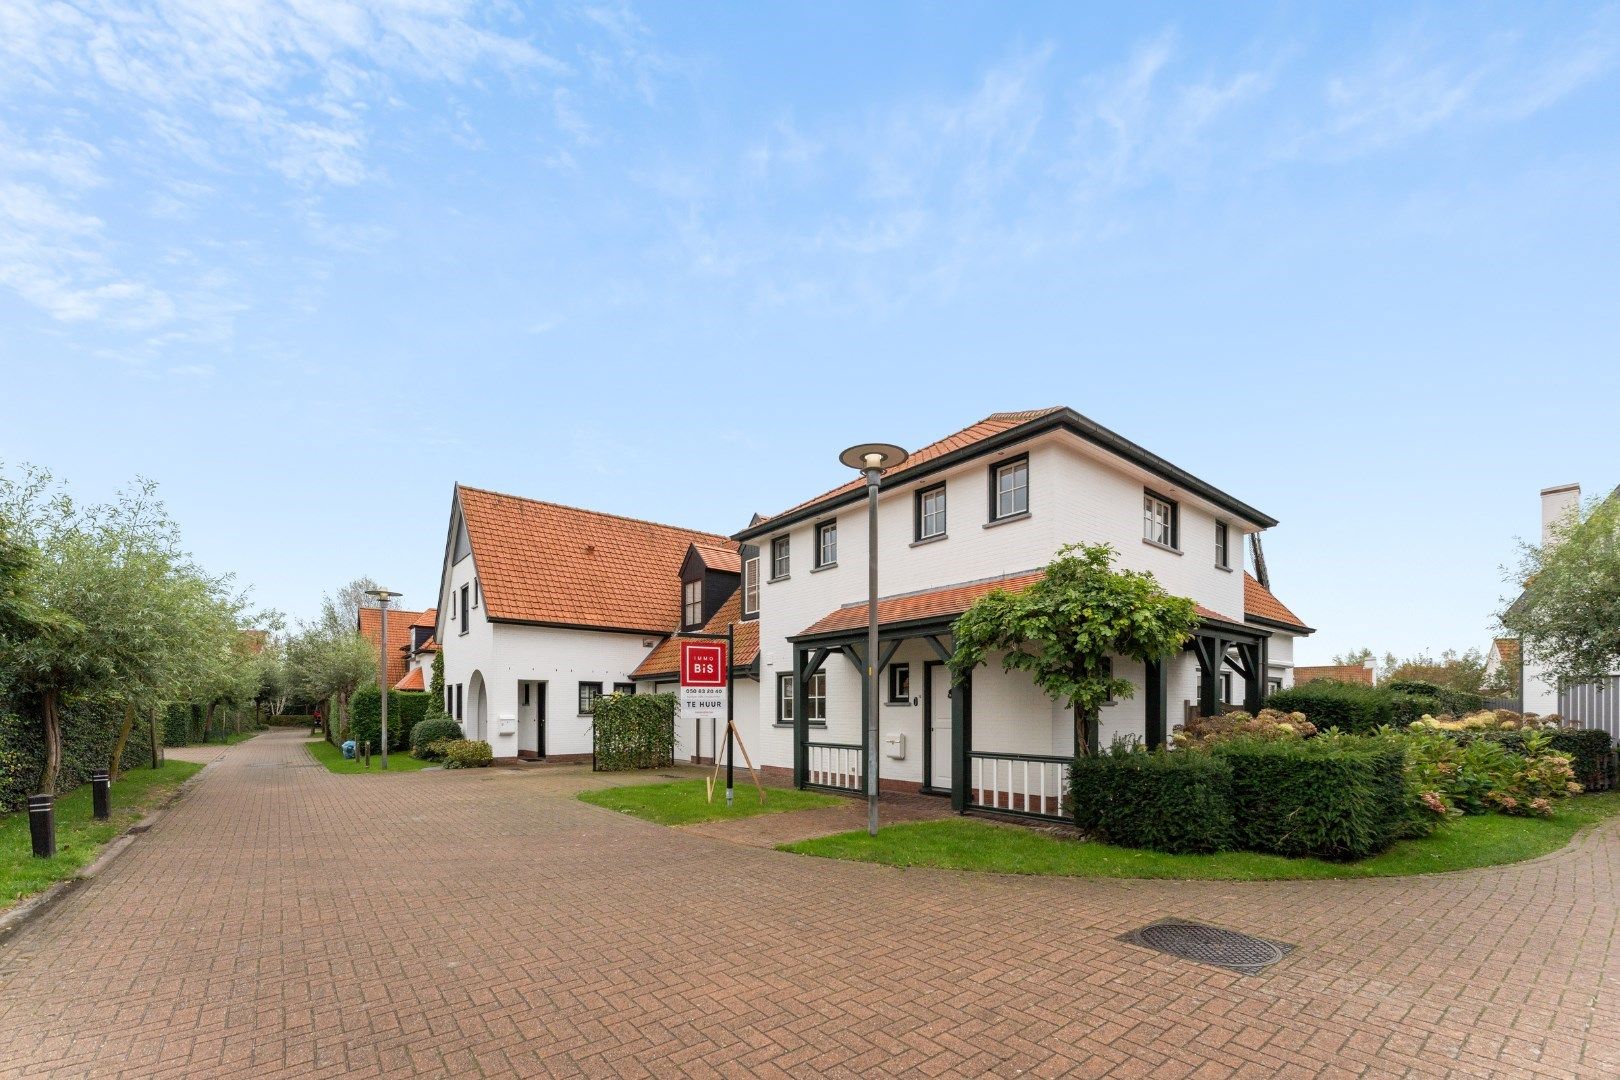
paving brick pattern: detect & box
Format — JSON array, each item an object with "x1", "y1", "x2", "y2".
[{"x1": 1, "y1": 728, "x2": 1617, "y2": 1078}]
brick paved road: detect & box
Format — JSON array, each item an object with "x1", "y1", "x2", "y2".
[{"x1": 1, "y1": 728, "x2": 1616, "y2": 1078}]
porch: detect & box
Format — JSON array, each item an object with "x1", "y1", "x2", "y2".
[{"x1": 787, "y1": 575, "x2": 1272, "y2": 823}]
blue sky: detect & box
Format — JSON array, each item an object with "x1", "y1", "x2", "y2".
[{"x1": 2, "y1": 2, "x2": 1617, "y2": 663}]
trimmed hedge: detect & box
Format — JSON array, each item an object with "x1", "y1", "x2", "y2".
[
  {"x1": 1381, "y1": 680, "x2": 1485, "y2": 715},
  {"x1": 411, "y1": 716, "x2": 463, "y2": 752},
  {"x1": 1, "y1": 699, "x2": 153, "y2": 812},
  {"x1": 441, "y1": 739, "x2": 492, "y2": 769},
  {"x1": 591, "y1": 693, "x2": 675, "y2": 771},
  {"x1": 1264, "y1": 681, "x2": 1447, "y2": 733},
  {"x1": 349, "y1": 688, "x2": 431, "y2": 754},
  {"x1": 1071, "y1": 750, "x2": 1233, "y2": 854},
  {"x1": 1213, "y1": 736, "x2": 1406, "y2": 860}
]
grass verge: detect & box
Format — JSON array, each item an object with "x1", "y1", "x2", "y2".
[
  {"x1": 1, "y1": 761, "x2": 203, "y2": 908},
  {"x1": 781, "y1": 791, "x2": 1620, "y2": 880},
  {"x1": 579, "y1": 778, "x2": 841, "y2": 826},
  {"x1": 304, "y1": 738, "x2": 434, "y2": 774}
]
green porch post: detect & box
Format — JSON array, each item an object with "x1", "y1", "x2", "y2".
[
  {"x1": 793, "y1": 645, "x2": 808, "y2": 789},
  {"x1": 950, "y1": 667, "x2": 973, "y2": 813},
  {"x1": 1145, "y1": 658, "x2": 1168, "y2": 749}
]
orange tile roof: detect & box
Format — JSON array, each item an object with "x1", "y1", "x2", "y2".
[
  {"x1": 1492, "y1": 637, "x2": 1521, "y2": 665},
  {"x1": 1294, "y1": 664, "x2": 1375, "y2": 686},
  {"x1": 690, "y1": 542, "x2": 742, "y2": 574},
  {"x1": 457, "y1": 485, "x2": 734, "y2": 633},
  {"x1": 796, "y1": 571, "x2": 1244, "y2": 639},
  {"x1": 393, "y1": 667, "x2": 426, "y2": 692},
  {"x1": 1243, "y1": 573, "x2": 1311, "y2": 633},
  {"x1": 411, "y1": 608, "x2": 438, "y2": 629},
  {"x1": 417, "y1": 636, "x2": 439, "y2": 653},
  {"x1": 631, "y1": 592, "x2": 761, "y2": 681},
  {"x1": 754, "y1": 409, "x2": 1066, "y2": 530},
  {"x1": 358, "y1": 606, "x2": 426, "y2": 688}
]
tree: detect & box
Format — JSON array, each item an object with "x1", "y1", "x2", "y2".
[
  {"x1": 286, "y1": 629, "x2": 374, "y2": 741},
  {"x1": 1500, "y1": 495, "x2": 1620, "y2": 687},
  {"x1": 425, "y1": 648, "x2": 447, "y2": 721},
  {"x1": 949, "y1": 543, "x2": 1201, "y2": 754},
  {"x1": 317, "y1": 577, "x2": 381, "y2": 637},
  {"x1": 1382, "y1": 649, "x2": 1489, "y2": 695},
  {"x1": 1332, "y1": 647, "x2": 1377, "y2": 667}
]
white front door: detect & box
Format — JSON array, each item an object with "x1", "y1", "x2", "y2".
[{"x1": 928, "y1": 664, "x2": 952, "y2": 790}]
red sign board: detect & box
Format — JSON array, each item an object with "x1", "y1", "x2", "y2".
[{"x1": 681, "y1": 641, "x2": 728, "y2": 687}]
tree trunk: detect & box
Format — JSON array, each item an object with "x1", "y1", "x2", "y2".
[
  {"x1": 338, "y1": 690, "x2": 350, "y2": 741},
  {"x1": 40, "y1": 688, "x2": 62, "y2": 796},
  {"x1": 204, "y1": 701, "x2": 218, "y2": 743},
  {"x1": 109, "y1": 701, "x2": 137, "y2": 782},
  {"x1": 150, "y1": 705, "x2": 161, "y2": 769}
]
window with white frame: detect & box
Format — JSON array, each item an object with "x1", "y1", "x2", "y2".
[
  {"x1": 577, "y1": 682, "x2": 604, "y2": 715},
  {"x1": 1144, "y1": 491, "x2": 1177, "y2": 548},
  {"x1": 682, "y1": 579, "x2": 702, "y2": 628},
  {"x1": 917, "y1": 484, "x2": 946, "y2": 540},
  {"x1": 777, "y1": 673, "x2": 794, "y2": 724},
  {"x1": 743, "y1": 557, "x2": 759, "y2": 614},
  {"x1": 1220, "y1": 671, "x2": 1234, "y2": 704},
  {"x1": 806, "y1": 671, "x2": 826, "y2": 721},
  {"x1": 888, "y1": 663, "x2": 911, "y2": 704},
  {"x1": 815, "y1": 520, "x2": 837, "y2": 568},
  {"x1": 1215, "y1": 522, "x2": 1230, "y2": 569},
  {"x1": 992, "y1": 457, "x2": 1029, "y2": 520},
  {"x1": 612, "y1": 682, "x2": 635, "y2": 696},
  {"x1": 770, "y1": 536, "x2": 790, "y2": 579},
  {"x1": 1267, "y1": 677, "x2": 1283, "y2": 694}
]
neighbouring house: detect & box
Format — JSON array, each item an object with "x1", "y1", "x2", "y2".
[
  {"x1": 391, "y1": 609, "x2": 438, "y2": 691},
  {"x1": 1501, "y1": 483, "x2": 1620, "y2": 736},
  {"x1": 1292, "y1": 661, "x2": 1377, "y2": 687},
  {"x1": 1482, "y1": 637, "x2": 1520, "y2": 695},
  {"x1": 731, "y1": 406, "x2": 1311, "y2": 817},
  {"x1": 358, "y1": 605, "x2": 428, "y2": 691},
  {"x1": 434, "y1": 485, "x2": 735, "y2": 761}
]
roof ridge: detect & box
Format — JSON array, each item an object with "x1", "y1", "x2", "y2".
[{"x1": 457, "y1": 484, "x2": 732, "y2": 544}]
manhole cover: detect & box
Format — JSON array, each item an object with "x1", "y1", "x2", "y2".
[{"x1": 1120, "y1": 920, "x2": 1293, "y2": 975}]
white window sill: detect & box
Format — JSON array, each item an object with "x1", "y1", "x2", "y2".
[
  {"x1": 1214, "y1": 563, "x2": 1233, "y2": 573},
  {"x1": 910, "y1": 533, "x2": 948, "y2": 548},
  {"x1": 1142, "y1": 538, "x2": 1182, "y2": 555},
  {"x1": 983, "y1": 511, "x2": 1031, "y2": 529},
  {"x1": 810, "y1": 562, "x2": 838, "y2": 574}
]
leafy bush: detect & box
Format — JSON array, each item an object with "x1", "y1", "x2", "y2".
[
  {"x1": 1071, "y1": 744, "x2": 1233, "y2": 854},
  {"x1": 1548, "y1": 728, "x2": 1615, "y2": 790},
  {"x1": 441, "y1": 739, "x2": 492, "y2": 769},
  {"x1": 411, "y1": 716, "x2": 463, "y2": 753},
  {"x1": 591, "y1": 692, "x2": 675, "y2": 771},
  {"x1": 1382, "y1": 680, "x2": 1485, "y2": 715},
  {"x1": 1174, "y1": 708, "x2": 1316, "y2": 749},
  {"x1": 1, "y1": 699, "x2": 152, "y2": 812},
  {"x1": 1266, "y1": 681, "x2": 1472, "y2": 733},
  {"x1": 349, "y1": 688, "x2": 431, "y2": 753},
  {"x1": 415, "y1": 738, "x2": 455, "y2": 761},
  {"x1": 1213, "y1": 736, "x2": 1406, "y2": 860}
]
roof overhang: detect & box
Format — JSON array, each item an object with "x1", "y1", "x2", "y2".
[{"x1": 1245, "y1": 615, "x2": 1315, "y2": 636}]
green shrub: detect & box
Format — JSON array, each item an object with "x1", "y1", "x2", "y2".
[
  {"x1": 1213, "y1": 736, "x2": 1406, "y2": 860},
  {"x1": 591, "y1": 692, "x2": 675, "y2": 770},
  {"x1": 1382, "y1": 680, "x2": 1485, "y2": 715},
  {"x1": 1264, "y1": 681, "x2": 1450, "y2": 733},
  {"x1": 349, "y1": 688, "x2": 431, "y2": 753},
  {"x1": 411, "y1": 716, "x2": 463, "y2": 752},
  {"x1": 415, "y1": 738, "x2": 454, "y2": 761},
  {"x1": 1071, "y1": 745, "x2": 1233, "y2": 854},
  {"x1": 441, "y1": 739, "x2": 492, "y2": 769},
  {"x1": 1455, "y1": 727, "x2": 1613, "y2": 792}
]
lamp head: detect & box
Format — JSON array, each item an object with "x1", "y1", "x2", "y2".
[
  {"x1": 364, "y1": 588, "x2": 403, "y2": 604},
  {"x1": 838, "y1": 442, "x2": 909, "y2": 473}
]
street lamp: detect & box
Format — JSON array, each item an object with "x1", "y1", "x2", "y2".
[
  {"x1": 838, "y1": 441, "x2": 909, "y2": 837},
  {"x1": 365, "y1": 588, "x2": 403, "y2": 769}
]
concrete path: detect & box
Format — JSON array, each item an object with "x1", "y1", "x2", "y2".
[{"x1": 0, "y1": 727, "x2": 1616, "y2": 1078}]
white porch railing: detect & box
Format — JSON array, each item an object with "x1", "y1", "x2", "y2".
[
  {"x1": 969, "y1": 752, "x2": 1071, "y2": 821},
  {"x1": 807, "y1": 741, "x2": 863, "y2": 793}
]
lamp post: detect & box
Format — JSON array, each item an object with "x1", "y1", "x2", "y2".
[
  {"x1": 838, "y1": 441, "x2": 909, "y2": 837},
  {"x1": 365, "y1": 588, "x2": 403, "y2": 769}
]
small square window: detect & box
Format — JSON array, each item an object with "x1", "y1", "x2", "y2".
[
  {"x1": 613, "y1": 682, "x2": 636, "y2": 696},
  {"x1": 815, "y1": 520, "x2": 838, "y2": 568},
  {"x1": 916, "y1": 484, "x2": 946, "y2": 540},
  {"x1": 1144, "y1": 491, "x2": 1178, "y2": 549},
  {"x1": 770, "y1": 536, "x2": 790, "y2": 579},
  {"x1": 578, "y1": 682, "x2": 604, "y2": 715},
  {"x1": 888, "y1": 663, "x2": 911, "y2": 704},
  {"x1": 991, "y1": 457, "x2": 1029, "y2": 520}
]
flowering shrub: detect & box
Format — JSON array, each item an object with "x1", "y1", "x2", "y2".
[
  {"x1": 1173, "y1": 708, "x2": 1316, "y2": 749},
  {"x1": 1413, "y1": 709, "x2": 1557, "y2": 733}
]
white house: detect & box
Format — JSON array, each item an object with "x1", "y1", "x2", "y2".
[
  {"x1": 434, "y1": 485, "x2": 739, "y2": 761},
  {"x1": 730, "y1": 406, "x2": 1312, "y2": 818}
]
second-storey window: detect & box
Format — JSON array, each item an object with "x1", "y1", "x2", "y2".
[
  {"x1": 991, "y1": 457, "x2": 1029, "y2": 520},
  {"x1": 578, "y1": 682, "x2": 604, "y2": 715},
  {"x1": 770, "y1": 536, "x2": 790, "y2": 579},
  {"x1": 683, "y1": 579, "x2": 702, "y2": 628},
  {"x1": 815, "y1": 520, "x2": 837, "y2": 568},
  {"x1": 1215, "y1": 522, "x2": 1230, "y2": 569},
  {"x1": 743, "y1": 557, "x2": 759, "y2": 614},
  {"x1": 1144, "y1": 491, "x2": 1178, "y2": 549},
  {"x1": 916, "y1": 484, "x2": 946, "y2": 540},
  {"x1": 459, "y1": 583, "x2": 470, "y2": 631}
]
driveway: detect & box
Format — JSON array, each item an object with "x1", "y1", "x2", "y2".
[{"x1": 0, "y1": 728, "x2": 1615, "y2": 1078}]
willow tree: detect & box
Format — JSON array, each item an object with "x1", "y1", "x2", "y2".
[{"x1": 949, "y1": 543, "x2": 1201, "y2": 754}]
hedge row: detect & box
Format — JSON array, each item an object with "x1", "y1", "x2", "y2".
[
  {"x1": 0, "y1": 700, "x2": 154, "y2": 813},
  {"x1": 1072, "y1": 736, "x2": 1406, "y2": 861},
  {"x1": 348, "y1": 688, "x2": 431, "y2": 754},
  {"x1": 1263, "y1": 680, "x2": 1478, "y2": 734},
  {"x1": 592, "y1": 693, "x2": 675, "y2": 771}
]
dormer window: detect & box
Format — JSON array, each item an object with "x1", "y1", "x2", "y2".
[
  {"x1": 743, "y1": 557, "x2": 759, "y2": 614},
  {"x1": 683, "y1": 579, "x2": 702, "y2": 628}
]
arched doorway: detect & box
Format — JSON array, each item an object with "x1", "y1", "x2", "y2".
[{"x1": 468, "y1": 670, "x2": 488, "y2": 742}]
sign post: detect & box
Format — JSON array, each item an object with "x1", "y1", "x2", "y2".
[{"x1": 680, "y1": 639, "x2": 729, "y2": 799}]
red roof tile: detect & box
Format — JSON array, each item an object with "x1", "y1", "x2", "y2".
[
  {"x1": 1295, "y1": 664, "x2": 1375, "y2": 686},
  {"x1": 1243, "y1": 573, "x2": 1311, "y2": 633},
  {"x1": 690, "y1": 542, "x2": 742, "y2": 574},
  {"x1": 357, "y1": 606, "x2": 426, "y2": 688},
  {"x1": 411, "y1": 608, "x2": 438, "y2": 629},
  {"x1": 631, "y1": 592, "x2": 761, "y2": 681},
  {"x1": 393, "y1": 667, "x2": 426, "y2": 691},
  {"x1": 1492, "y1": 637, "x2": 1521, "y2": 665},
  {"x1": 457, "y1": 485, "x2": 733, "y2": 633},
  {"x1": 754, "y1": 408, "x2": 1066, "y2": 530}
]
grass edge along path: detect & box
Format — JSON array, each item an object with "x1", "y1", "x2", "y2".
[
  {"x1": 579, "y1": 777, "x2": 841, "y2": 826},
  {"x1": 1, "y1": 760, "x2": 203, "y2": 908},
  {"x1": 781, "y1": 791, "x2": 1620, "y2": 881},
  {"x1": 305, "y1": 737, "x2": 435, "y2": 774}
]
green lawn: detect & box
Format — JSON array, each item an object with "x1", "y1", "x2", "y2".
[
  {"x1": 1, "y1": 761, "x2": 203, "y2": 908},
  {"x1": 579, "y1": 778, "x2": 842, "y2": 826},
  {"x1": 781, "y1": 791, "x2": 1620, "y2": 881},
  {"x1": 304, "y1": 738, "x2": 434, "y2": 774}
]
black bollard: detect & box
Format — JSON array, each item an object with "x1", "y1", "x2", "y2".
[
  {"x1": 364, "y1": 740, "x2": 371, "y2": 768},
  {"x1": 92, "y1": 771, "x2": 110, "y2": 820},
  {"x1": 29, "y1": 794, "x2": 56, "y2": 858}
]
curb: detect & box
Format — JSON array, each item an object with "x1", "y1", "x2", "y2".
[{"x1": 0, "y1": 757, "x2": 218, "y2": 945}]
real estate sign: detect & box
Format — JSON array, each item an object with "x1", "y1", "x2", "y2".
[{"x1": 679, "y1": 641, "x2": 728, "y2": 718}]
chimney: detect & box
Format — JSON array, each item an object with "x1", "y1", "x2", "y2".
[
  {"x1": 1541, "y1": 483, "x2": 1581, "y2": 547},
  {"x1": 1363, "y1": 658, "x2": 1377, "y2": 686}
]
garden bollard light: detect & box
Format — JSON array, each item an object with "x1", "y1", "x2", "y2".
[
  {"x1": 29, "y1": 794, "x2": 56, "y2": 858},
  {"x1": 91, "y1": 771, "x2": 110, "y2": 820}
]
